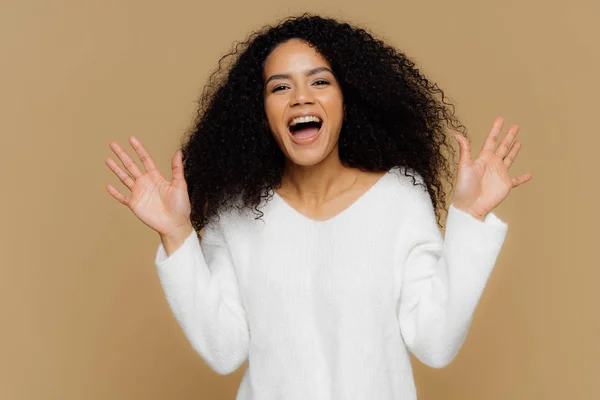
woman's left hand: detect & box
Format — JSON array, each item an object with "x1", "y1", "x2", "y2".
[{"x1": 452, "y1": 117, "x2": 532, "y2": 221}]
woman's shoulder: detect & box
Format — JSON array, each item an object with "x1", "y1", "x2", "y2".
[
  {"x1": 385, "y1": 166, "x2": 428, "y2": 193},
  {"x1": 207, "y1": 193, "x2": 274, "y2": 230},
  {"x1": 381, "y1": 167, "x2": 437, "y2": 221}
]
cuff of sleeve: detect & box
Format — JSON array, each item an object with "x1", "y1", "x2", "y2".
[
  {"x1": 155, "y1": 228, "x2": 200, "y2": 269},
  {"x1": 446, "y1": 203, "x2": 508, "y2": 249}
]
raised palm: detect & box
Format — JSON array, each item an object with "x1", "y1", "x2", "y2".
[
  {"x1": 105, "y1": 136, "x2": 191, "y2": 236},
  {"x1": 453, "y1": 117, "x2": 532, "y2": 219}
]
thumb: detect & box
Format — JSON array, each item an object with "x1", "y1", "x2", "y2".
[
  {"x1": 454, "y1": 134, "x2": 471, "y2": 168},
  {"x1": 171, "y1": 150, "x2": 187, "y2": 189}
]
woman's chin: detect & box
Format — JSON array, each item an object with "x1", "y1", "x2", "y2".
[{"x1": 285, "y1": 145, "x2": 336, "y2": 168}]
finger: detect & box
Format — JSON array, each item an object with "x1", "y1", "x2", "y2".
[
  {"x1": 482, "y1": 117, "x2": 504, "y2": 152},
  {"x1": 496, "y1": 125, "x2": 519, "y2": 159},
  {"x1": 109, "y1": 141, "x2": 143, "y2": 179},
  {"x1": 503, "y1": 140, "x2": 522, "y2": 168},
  {"x1": 128, "y1": 136, "x2": 159, "y2": 174},
  {"x1": 105, "y1": 157, "x2": 135, "y2": 189},
  {"x1": 512, "y1": 173, "x2": 532, "y2": 188},
  {"x1": 455, "y1": 134, "x2": 472, "y2": 167},
  {"x1": 106, "y1": 184, "x2": 131, "y2": 206},
  {"x1": 171, "y1": 150, "x2": 187, "y2": 190}
]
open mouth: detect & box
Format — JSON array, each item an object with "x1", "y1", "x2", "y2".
[{"x1": 288, "y1": 116, "x2": 323, "y2": 142}]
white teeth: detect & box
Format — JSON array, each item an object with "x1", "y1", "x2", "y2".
[{"x1": 289, "y1": 115, "x2": 322, "y2": 126}]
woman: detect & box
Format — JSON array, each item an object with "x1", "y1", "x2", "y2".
[{"x1": 105, "y1": 14, "x2": 531, "y2": 400}]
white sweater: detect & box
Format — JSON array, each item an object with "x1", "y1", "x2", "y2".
[{"x1": 154, "y1": 167, "x2": 508, "y2": 400}]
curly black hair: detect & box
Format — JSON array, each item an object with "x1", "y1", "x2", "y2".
[{"x1": 180, "y1": 13, "x2": 468, "y2": 231}]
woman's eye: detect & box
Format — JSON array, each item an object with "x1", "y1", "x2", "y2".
[{"x1": 270, "y1": 81, "x2": 328, "y2": 93}]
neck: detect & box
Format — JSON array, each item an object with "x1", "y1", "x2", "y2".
[{"x1": 279, "y1": 150, "x2": 359, "y2": 205}]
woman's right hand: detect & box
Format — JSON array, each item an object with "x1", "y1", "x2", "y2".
[{"x1": 105, "y1": 136, "x2": 192, "y2": 238}]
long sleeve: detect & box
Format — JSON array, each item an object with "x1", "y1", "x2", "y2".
[
  {"x1": 395, "y1": 180, "x2": 508, "y2": 368},
  {"x1": 154, "y1": 218, "x2": 250, "y2": 375}
]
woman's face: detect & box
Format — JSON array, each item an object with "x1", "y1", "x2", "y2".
[{"x1": 263, "y1": 39, "x2": 345, "y2": 167}]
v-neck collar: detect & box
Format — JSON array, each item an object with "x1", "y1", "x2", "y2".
[{"x1": 272, "y1": 170, "x2": 391, "y2": 224}]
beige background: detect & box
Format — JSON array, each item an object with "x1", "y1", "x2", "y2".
[{"x1": 1, "y1": 0, "x2": 597, "y2": 399}]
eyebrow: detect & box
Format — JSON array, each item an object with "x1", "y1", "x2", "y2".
[{"x1": 265, "y1": 67, "x2": 334, "y2": 85}]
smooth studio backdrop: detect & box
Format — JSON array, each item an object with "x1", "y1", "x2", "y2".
[{"x1": 1, "y1": 0, "x2": 597, "y2": 399}]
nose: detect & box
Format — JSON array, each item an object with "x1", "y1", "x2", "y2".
[{"x1": 290, "y1": 84, "x2": 315, "y2": 107}]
